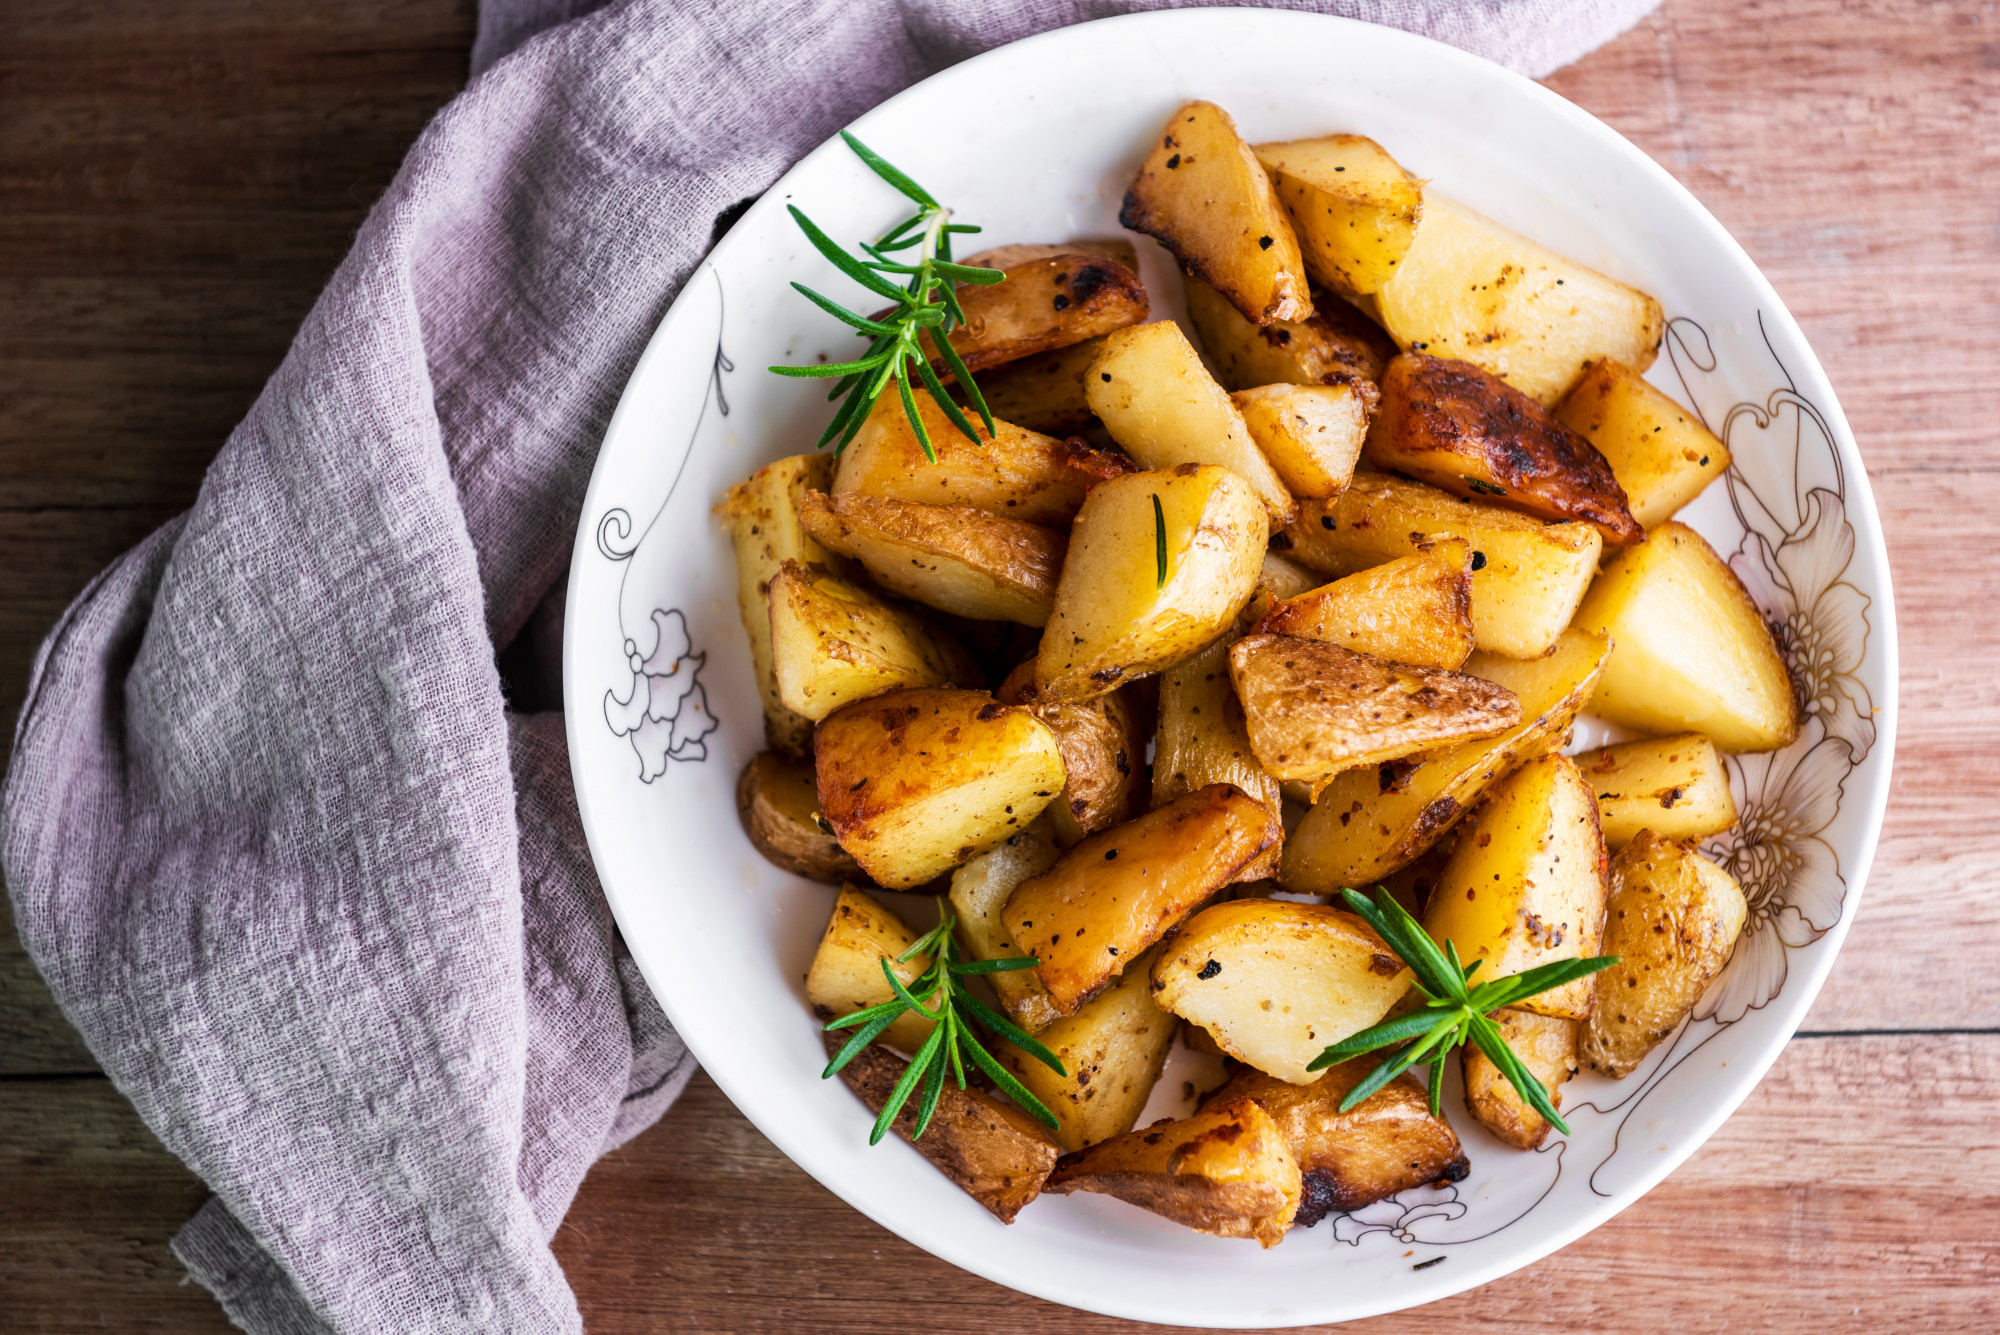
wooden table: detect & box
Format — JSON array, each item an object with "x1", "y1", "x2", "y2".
[{"x1": 4, "y1": 0, "x2": 1996, "y2": 1328}]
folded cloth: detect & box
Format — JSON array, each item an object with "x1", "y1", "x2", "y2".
[{"x1": 1, "y1": 1, "x2": 1657, "y2": 1331}]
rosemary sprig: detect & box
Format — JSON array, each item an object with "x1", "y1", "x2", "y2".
[
  {"x1": 1309, "y1": 887, "x2": 1618, "y2": 1135},
  {"x1": 768, "y1": 132, "x2": 1005, "y2": 461},
  {"x1": 1152, "y1": 493, "x2": 1168, "y2": 589},
  {"x1": 823, "y1": 906, "x2": 1067, "y2": 1145}
]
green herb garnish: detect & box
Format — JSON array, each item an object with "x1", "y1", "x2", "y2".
[
  {"x1": 823, "y1": 907, "x2": 1066, "y2": 1144},
  {"x1": 769, "y1": 133, "x2": 1004, "y2": 461},
  {"x1": 1152, "y1": 493, "x2": 1168, "y2": 588},
  {"x1": 1310, "y1": 887, "x2": 1617, "y2": 1135}
]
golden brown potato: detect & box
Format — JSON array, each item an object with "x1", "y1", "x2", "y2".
[
  {"x1": 995, "y1": 946, "x2": 1179, "y2": 1152},
  {"x1": 1044, "y1": 1097, "x2": 1302, "y2": 1247},
  {"x1": 1281, "y1": 472, "x2": 1603, "y2": 659},
  {"x1": 1422, "y1": 754, "x2": 1609, "y2": 1021},
  {"x1": 814, "y1": 688, "x2": 1067, "y2": 889},
  {"x1": 1280, "y1": 628, "x2": 1611, "y2": 891},
  {"x1": 1231, "y1": 381, "x2": 1374, "y2": 499},
  {"x1": 948, "y1": 824, "x2": 1065, "y2": 1033},
  {"x1": 715, "y1": 453, "x2": 844, "y2": 754},
  {"x1": 1253, "y1": 134, "x2": 1427, "y2": 300},
  {"x1": 998, "y1": 662, "x2": 1149, "y2": 847},
  {"x1": 1035, "y1": 465, "x2": 1267, "y2": 705},
  {"x1": 1367, "y1": 353, "x2": 1642, "y2": 545},
  {"x1": 737, "y1": 751, "x2": 862, "y2": 883},
  {"x1": 1151, "y1": 899, "x2": 1411, "y2": 1084},
  {"x1": 805, "y1": 888, "x2": 936, "y2": 1056},
  {"x1": 1003, "y1": 784, "x2": 1276, "y2": 1015},
  {"x1": 1151, "y1": 635, "x2": 1284, "y2": 881},
  {"x1": 1228, "y1": 635, "x2": 1521, "y2": 795},
  {"x1": 1573, "y1": 733, "x2": 1739, "y2": 849},
  {"x1": 829, "y1": 1039, "x2": 1058, "y2": 1223},
  {"x1": 1184, "y1": 275, "x2": 1395, "y2": 392},
  {"x1": 1576, "y1": 521, "x2": 1801, "y2": 754},
  {"x1": 918, "y1": 245, "x2": 1148, "y2": 374},
  {"x1": 1581, "y1": 831, "x2": 1748, "y2": 1077},
  {"x1": 972, "y1": 336, "x2": 1108, "y2": 436},
  {"x1": 834, "y1": 390, "x2": 1132, "y2": 528},
  {"x1": 1205, "y1": 1061, "x2": 1468, "y2": 1224},
  {"x1": 1120, "y1": 101, "x2": 1312, "y2": 327},
  {"x1": 767, "y1": 560, "x2": 976, "y2": 722},
  {"x1": 1374, "y1": 193, "x2": 1665, "y2": 406},
  {"x1": 1257, "y1": 550, "x2": 1325, "y2": 601},
  {"x1": 1252, "y1": 541, "x2": 1474, "y2": 670},
  {"x1": 1556, "y1": 359, "x2": 1731, "y2": 529},
  {"x1": 1462, "y1": 1008, "x2": 1578, "y2": 1149},
  {"x1": 1086, "y1": 321, "x2": 1297, "y2": 527},
  {"x1": 799, "y1": 490, "x2": 1066, "y2": 627}
]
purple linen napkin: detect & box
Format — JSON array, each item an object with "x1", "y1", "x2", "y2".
[{"x1": 2, "y1": 1, "x2": 1658, "y2": 1331}]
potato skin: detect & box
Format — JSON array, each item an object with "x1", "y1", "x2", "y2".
[
  {"x1": 799, "y1": 489, "x2": 1066, "y2": 627},
  {"x1": 1462, "y1": 1008, "x2": 1578, "y2": 1149},
  {"x1": 921, "y1": 245, "x2": 1148, "y2": 374},
  {"x1": 1253, "y1": 542, "x2": 1474, "y2": 670},
  {"x1": 1573, "y1": 733, "x2": 1738, "y2": 849},
  {"x1": 974, "y1": 337, "x2": 1109, "y2": 437},
  {"x1": 1183, "y1": 275, "x2": 1394, "y2": 392},
  {"x1": 736, "y1": 751, "x2": 862, "y2": 883},
  {"x1": 998, "y1": 662, "x2": 1148, "y2": 847}
]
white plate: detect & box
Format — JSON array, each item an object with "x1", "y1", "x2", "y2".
[{"x1": 564, "y1": 11, "x2": 1896, "y2": 1326}]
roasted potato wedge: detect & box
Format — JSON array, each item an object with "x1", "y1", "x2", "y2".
[
  {"x1": 1232, "y1": 381, "x2": 1374, "y2": 499},
  {"x1": 805, "y1": 888, "x2": 936, "y2": 1055},
  {"x1": 834, "y1": 389, "x2": 1132, "y2": 527},
  {"x1": 1003, "y1": 784, "x2": 1276, "y2": 1015},
  {"x1": 1258, "y1": 550, "x2": 1325, "y2": 600},
  {"x1": 1252, "y1": 542, "x2": 1474, "y2": 670},
  {"x1": 767, "y1": 560, "x2": 976, "y2": 721},
  {"x1": 1576, "y1": 520, "x2": 1801, "y2": 753},
  {"x1": 1151, "y1": 898, "x2": 1412, "y2": 1085},
  {"x1": 800, "y1": 490, "x2": 1065, "y2": 627},
  {"x1": 919, "y1": 244, "x2": 1148, "y2": 374},
  {"x1": 1205, "y1": 1061, "x2": 1468, "y2": 1224},
  {"x1": 1035, "y1": 464, "x2": 1266, "y2": 705},
  {"x1": 1573, "y1": 733, "x2": 1738, "y2": 849},
  {"x1": 1253, "y1": 133, "x2": 1427, "y2": 300},
  {"x1": 814, "y1": 688, "x2": 1067, "y2": 889},
  {"x1": 715, "y1": 453, "x2": 844, "y2": 754},
  {"x1": 1228, "y1": 635, "x2": 1521, "y2": 794},
  {"x1": 1281, "y1": 471, "x2": 1603, "y2": 659},
  {"x1": 998, "y1": 662, "x2": 1149, "y2": 846},
  {"x1": 1152, "y1": 634, "x2": 1285, "y2": 881},
  {"x1": 1462, "y1": 1008, "x2": 1578, "y2": 1149},
  {"x1": 1184, "y1": 274, "x2": 1394, "y2": 392},
  {"x1": 1422, "y1": 753, "x2": 1609, "y2": 1021},
  {"x1": 1367, "y1": 353, "x2": 1642, "y2": 545},
  {"x1": 1120, "y1": 101, "x2": 1312, "y2": 327},
  {"x1": 973, "y1": 336, "x2": 1108, "y2": 436},
  {"x1": 1374, "y1": 193, "x2": 1665, "y2": 406},
  {"x1": 1581, "y1": 831, "x2": 1748, "y2": 1077},
  {"x1": 1280, "y1": 628, "x2": 1611, "y2": 891},
  {"x1": 830, "y1": 1039, "x2": 1058, "y2": 1223},
  {"x1": 1086, "y1": 321, "x2": 1297, "y2": 526},
  {"x1": 948, "y1": 824, "x2": 1065, "y2": 1033},
  {"x1": 737, "y1": 751, "x2": 862, "y2": 883},
  {"x1": 1556, "y1": 358, "x2": 1731, "y2": 529},
  {"x1": 995, "y1": 946, "x2": 1179, "y2": 1152},
  {"x1": 1044, "y1": 1097, "x2": 1302, "y2": 1247}
]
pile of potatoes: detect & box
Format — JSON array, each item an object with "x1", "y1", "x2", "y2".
[{"x1": 722, "y1": 101, "x2": 1791, "y2": 1248}]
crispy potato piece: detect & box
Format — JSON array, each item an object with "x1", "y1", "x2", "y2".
[
  {"x1": 1252, "y1": 542, "x2": 1474, "y2": 670},
  {"x1": 737, "y1": 751, "x2": 862, "y2": 883},
  {"x1": 1367, "y1": 353, "x2": 1642, "y2": 545},
  {"x1": 1086, "y1": 322, "x2": 1297, "y2": 527},
  {"x1": 1120, "y1": 101, "x2": 1312, "y2": 327},
  {"x1": 829, "y1": 1039, "x2": 1058, "y2": 1223},
  {"x1": 814, "y1": 688, "x2": 1067, "y2": 889},
  {"x1": 995, "y1": 946, "x2": 1179, "y2": 1152},
  {"x1": 1184, "y1": 275, "x2": 1395, "y2": 392},
  {"x1": 998, "y1": 662, "x2": 1148, "y2": 847},
  {"x1": 949, "y1": 823, "x2": 1065, "y2": 1033},
  {"x1": 918, "y1": 245, "x2": 1147, "y2": 374},
  {"x1": 1254, "y1": 134, "x2": 1426, "y2": 299},
  {"x1": 1556, "y1": 359, "x2": 1731, "y2": 529},
  {"x1": 1044, "y1": 1097, "x2": 1302, "y2": 1247},
  {"x1": 1375, "y1": 194, "x2": 1665, "y2": 405},
  {"x1": 1582, "y1": 832, "x2": 1748, "y2": 1077},
  {"x1": 1282, "y1": 472, "x2": 1603, "y2": 659},
  {"x1": 1152, "y1": 635, "x2": 1285, "y2": 881},
  {"x1": 1003, "y1": 785, "x2": 1275, "y2": 1015},
  {"x1": 715, "y1": 454, "x2": 844, "y2": 754},
  {"x1": 1280, "y1": 628, "x2": 1611, "y2": 891},
  {"x1": 767, "y1": 560, "x2": 976, "y2": 721},
  {"x1": 1573, "y1": 733, "x2": 1739, "y2": 849},
  {"x1": 1422, "y1": 754, "x2": 1609, "y2": 1020},
  {"x1": 973, "y1": 336, "x2": 1107, "y2": 436},
  {"x1": 1228, "y1": 635, "x2": 1521, "y2": 795},
  {"x1": 805, "y1": 888, "x2": 936, "y2": 1056},
  {"x1": 834, "y1": 390, "x2": 1132, "y2": 527},
  {"x1": 1035, "y1": 465, "x2": 1266, "y2": 705},
  {"x1": 1151, "y1": 899, "x2": 1411, "y2": 1085},
  {"x1": 1232, "y1": 381, "x2": 1374, "y2": 499},
  {"x1": 800, "y1": 490, "x2": 1065, "y2": 627},
  {"x1": 1462, "y1": 1008, "x2": 1578, "y2": 1149},
  {"x1": 1577, "y1": 521, "x2": 1801, "y2": 753},
  {"x1": 1258, "y1": 550, "x2": 1324, "y2": 600},
  {"x1": 1205, "y1": 1061, "x2": 1468, "y2": 1224}
]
